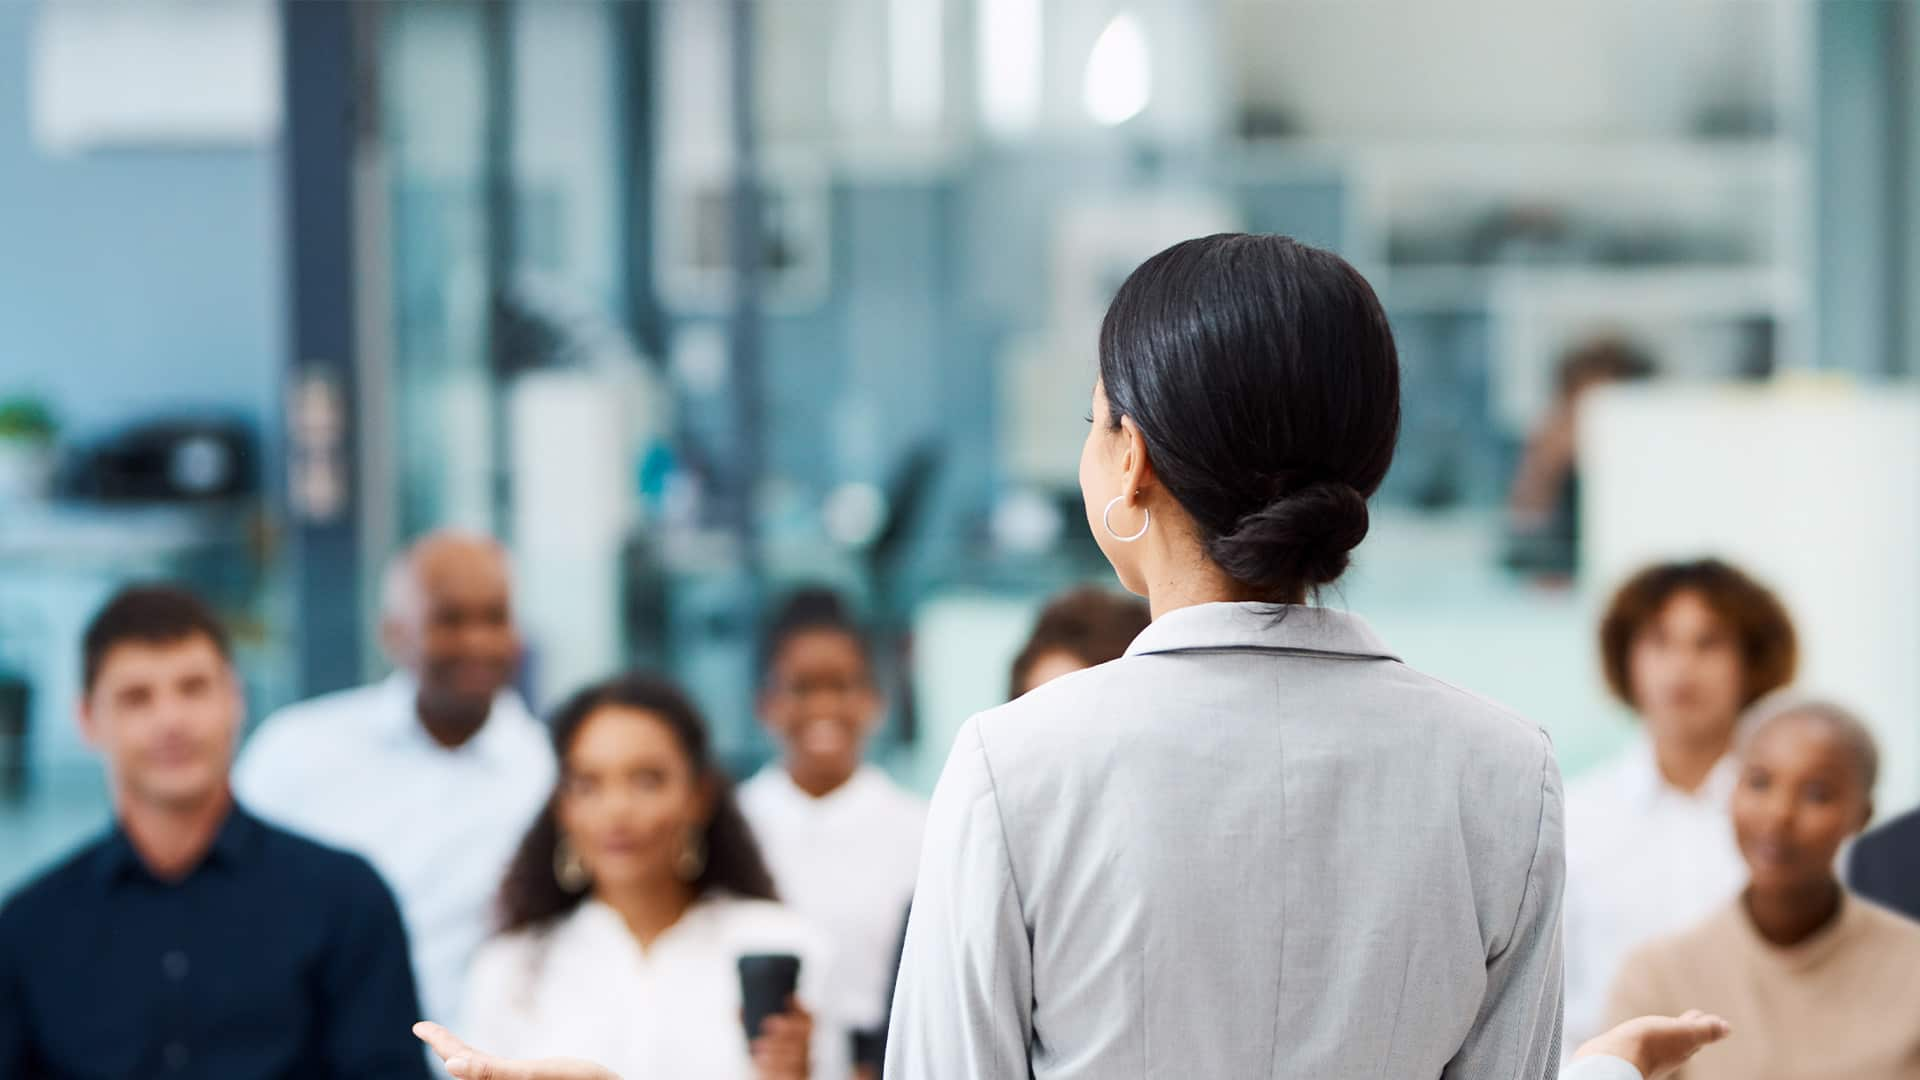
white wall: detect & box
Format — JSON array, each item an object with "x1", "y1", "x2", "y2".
[{"x1": 1230, "y1": 0, "x2": 1782, "y2": 140}]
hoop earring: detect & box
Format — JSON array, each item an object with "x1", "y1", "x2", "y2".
[
  {"x1": 554, "y1": 837, "x2": 591, "y2": 894},
  {"x1": 675, "y1": 829, "x2": 708, "y2": 882},
  {"x1": 1103, "y1": 494, "x2": 1150, "y2": 543}
]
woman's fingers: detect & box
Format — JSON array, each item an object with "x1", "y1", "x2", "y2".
[
  {"x1": 751, "y1": 1008, "x2": 813, "y2": 1079},
  {"x1": 414, "y1": 1022, "x2": 478, "y2": 1066}
]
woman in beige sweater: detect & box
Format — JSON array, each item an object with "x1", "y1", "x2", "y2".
[{"x1": 1607, "y1": 696, "x2": 1920, "y2": 1079}]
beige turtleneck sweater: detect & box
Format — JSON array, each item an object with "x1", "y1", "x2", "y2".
[{"x1": 1606, "y1": 892, "x2": 1920, "y2": 1080}]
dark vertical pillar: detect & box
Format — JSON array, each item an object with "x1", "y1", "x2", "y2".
[{"x1": 281, "y1": 0, "x2": 372, "y2": 693}]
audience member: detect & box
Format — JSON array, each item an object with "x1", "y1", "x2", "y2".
[
  {"x1": 1505, "y1": 335, "x2": 1656, "y2": 577},
  {"x1": 1847, "y1": 789, "x2": 1920, "y2": 923},
  {"x1": 0, "y1": 586, "x2": 428, "y2": 1079},
  {"x1": 1564, "y1": 558, "x2": 1798, "y2": 1045},
  {"x1": 1006, "y1": 585, "x2": 1152, "y2": 699},
  {"x1": 1606, "y1": 696, "x2": 1920, "y2": 1079},
  {"x1": 463, "y1": 673, "x2": 836, "y2": 1079},
  {"x1": 235, "y1": 530, "x2": 557, "y2": 1024},
  {"x1": 737, "y1": 588, "x2": 925, "y2": 1074}
]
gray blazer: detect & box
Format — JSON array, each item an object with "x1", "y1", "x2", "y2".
[{"x1": 887, "y1": 602, "x2": 1565, "y2": 1078}]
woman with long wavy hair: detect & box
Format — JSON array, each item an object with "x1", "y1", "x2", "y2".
[{"x1": 457, "y1": 673, "x2": 839, "y2": 1080}]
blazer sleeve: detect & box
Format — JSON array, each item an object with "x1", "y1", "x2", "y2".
[
  {"x1": 1562, "y1": 1057, "x2": 1644, "y2": 1080},
  {"x1": 884, "y1": 717, "x2": 1033, "y2": 1078},
  {"x1": 1445, "y1": 740, "x2": 1567, "y2": 1080}
]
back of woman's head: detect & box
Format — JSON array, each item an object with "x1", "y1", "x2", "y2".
[
  {"x1": 1099, "y1": 233, "x2": 1401, "y2": 599},
  {"x1": 496, "y1": 672, "x2": 777, "y2": 933}
]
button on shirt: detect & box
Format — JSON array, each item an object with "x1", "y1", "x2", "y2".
[
  {"x1": 234, "y1": 673, "x2": 557, "y2": 1025},
  {"x1": 738, "y1": 765, "x2": 926, "y2": 1034},
  {"x1": 0, "y1": 805, "x2": 429, "y2": 1079},
  {"x1": 462, "y1": 894, "x2": 846, "y2": 1080},
  {"x1": 1563, "y1": 737, "x2": 1746, "y2": 1049}
]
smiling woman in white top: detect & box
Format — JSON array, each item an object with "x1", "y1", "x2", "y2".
[
  {"x1": 461, "y1": 674, "x2": 841, "y2": 1080},
  {"x1": 1564, "y1": 560, "x2": 1799, "y2": 1047},
  {"x1": 737, "y1": 588, "x2": 925, "y2": 1074}
]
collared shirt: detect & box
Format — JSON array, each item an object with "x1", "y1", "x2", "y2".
[
  {"x1": 738, "y1": 765, "x2": 926, "y2": 1032},
  {"x1": 462, "y1": 893, "x2": 846, "y2": 1080},
  {"x1": 233, "y1": 673, "x2": 557, "y2": 1025},
  {"x1": 1563, "y1": 737, "x2": 1745, "y2": 1049},
  {"x1": 889, "y1": 601, "x2": 1566, "y2": 1078},
  {"x1": 0, "y1": 804, "x2": 429, "y2": 1080}
]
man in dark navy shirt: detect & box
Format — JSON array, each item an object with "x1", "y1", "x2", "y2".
[
  {"x1": 0, "y1": 585, "x2": 430, "y2": 1079},
  {"x1": 1849, "y1": 805, "x2": 1920, "y2": 923}
]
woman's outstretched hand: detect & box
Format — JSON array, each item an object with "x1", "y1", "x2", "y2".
[
  {"x1": 414, "y1": 1022, "x2": 622, "y2": 1080},
  {"x1": 1574, "y1": 1011, "x2": 1732, "y2": 1080}
]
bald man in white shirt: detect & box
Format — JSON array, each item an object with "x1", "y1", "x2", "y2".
[
  {"x1": 416, "y1": 1011, "x2": 1732, "y2": 1080},
  {"x1": 237, "y1": 531, "x2": 557, "y2": 1026}
]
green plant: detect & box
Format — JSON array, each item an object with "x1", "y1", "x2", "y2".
[{"x1": 0, "y1": 398, "x2": 56, "y2": 444}]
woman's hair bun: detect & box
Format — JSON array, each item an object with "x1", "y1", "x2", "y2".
[{"x1": 1204, "y1": 479, "x2": 1370, "y2": 593}]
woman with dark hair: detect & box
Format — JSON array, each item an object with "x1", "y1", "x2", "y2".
[
  {"x1": 1564, "y1": 559, "x2": 1798, "y2": 1047},
  {"x1": 1006, "y1": 585, "x2": 1153, "y2": 699},
  {"x1": 459, "y1": 673, "x2": 841, "y2": 1079},
  {"x1": 883, "y1": 232, "x2": 1569, "y2": 1077},
  {"x1": 736, "y1": 588, "x2": 926, "y2": 1073}
]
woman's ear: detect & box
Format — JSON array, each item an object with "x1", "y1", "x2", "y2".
[{"x1": 1118, "y1": 415, "x2": 1159, "y2": 500}]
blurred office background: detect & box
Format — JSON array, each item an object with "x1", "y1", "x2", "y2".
[{"x1": 2, "y1": 0, "x2": 1916, "y2": 892}]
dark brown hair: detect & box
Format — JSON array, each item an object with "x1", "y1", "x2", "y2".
[
  {"x1": 496, "y1": 673, "x2": 777, "y2": 934},
  {"x1": 1008, "y1": 587, "x2": 1152, "y2": 699},
  {"x1": 83, "y1": 584, "x2": 232, "y2": 692},
  {"x1": 1555, "y1": 336, "x2": 1656, "y2": 400},
  {"x1": 757, "y1": 586, "x2": 873, "y2": 688},
  {"x1": 1599, "y1": 559, "x2": 1798, "y2": 712}
]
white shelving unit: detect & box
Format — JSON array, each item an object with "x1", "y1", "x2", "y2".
[{"x1": 1220, "y1": 0, "x2": 1813, "y2": 435}]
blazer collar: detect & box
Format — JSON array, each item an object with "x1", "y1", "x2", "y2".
[{"x1": 1124, "y1": 602, "x2": 1399, "y2": 662}]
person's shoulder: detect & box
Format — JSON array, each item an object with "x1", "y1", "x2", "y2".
[
  {"x1": 736, "y1": 766, "x2": 783, "y2": 810},
  {"x1": 1566, "y1": 743, "x2": 1649, "y2": 813},
  {"x1": 248, "y1": 811, "x2": 400, "y2": 907},
  {"x1": 247, "y1": 681, "x2": 393, "y2": 755},
  {"x1": 490, "y1": 696, "x2": 556, "y2": 754},
  {"x1": 1855, "y1": 805, "x2": 1920, "y2": 865},
  {"x1": 970, "y1": 659, "x2": 1116, "y2": 751},
  {"x1": 0, "y1": 830, "x2": 114, "y2": 934},
  {"x1": 1646, "y1": 900, "x2": 1741, "y2": 961},
  {"x1": 1383, "y1": 663, "x2": 1553, "y2": 761},
  {"x1": 1614, "y1": 905, "x2": 1727, "y2": 995},
  {"x1": 469, "y1": 921, "x2": 544, "y2": 976},
  {"x1": 1849, "y1": 894, "x2": 1920, "y2": 946}
]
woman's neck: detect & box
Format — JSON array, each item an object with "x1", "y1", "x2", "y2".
[
  {"x1": 1141, "y1": 548, "x2": 1304, "y2": 620},
  {"x1": 1652, "y1": 729, "x2": 1735, "y2": 794},
  {"x1": 787, "y1": 761, "x2": 856, "y2": 799},
  {"x1": 597, "y1": 878, "x2": 700, "y2": 950},
  {"x1": 1744, "y1": 877, "x2": 1845, "y2": 948}
]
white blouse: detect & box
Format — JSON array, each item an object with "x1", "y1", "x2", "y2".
[
  {"x1": 462, "y1": 894, "x2": 845, "y2": 1080},
  {"x1": 738, "y1": 765, "x2": 925, "y2": 1032},
  {"x1": 1562, "y1": 737, "x2": 1747, "y2": 1050}
]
